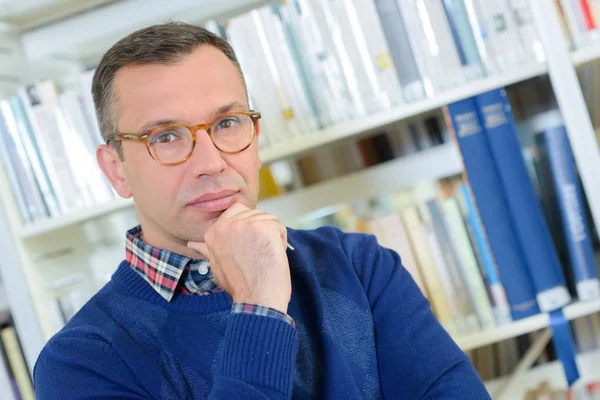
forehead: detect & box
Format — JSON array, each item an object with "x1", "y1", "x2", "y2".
[{"x1": 113, "y1": 45, "x2": 247, "y2": 129}]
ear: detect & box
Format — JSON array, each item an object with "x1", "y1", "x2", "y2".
[
  {"x1": 97, "y1": 144, "x2": 133, "y2": 198},
  {"x1": 255, "y1": 119, "x2": 261, "y2": 138}
]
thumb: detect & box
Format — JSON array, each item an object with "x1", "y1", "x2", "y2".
[{"x1": 187, "y1": 241, "x2": 210, "y2": 260}]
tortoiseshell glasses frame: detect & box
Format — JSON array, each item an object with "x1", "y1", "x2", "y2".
[{"x1": 106, "y1": 111, "x2": 261, "y2": 166}]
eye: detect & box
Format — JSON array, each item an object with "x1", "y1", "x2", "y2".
[
  {"x1": 150, "y1": 131, "x2": 180, "y2": 144},
  {"x1": 215, "y1": 116, "x2": 241, "y2": 130}
]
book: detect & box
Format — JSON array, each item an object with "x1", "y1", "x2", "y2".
[
  {"x1": 441, "y1": 197, "x2": 496, "y2": 330},
  {"x1": 0, "y1": 102, "x2": 39, "y2": 223},
  {"x1": 0, "y1": 315, "x2": 16, "y2": 400},
  {"x1": 19, "y1": 84, "x2": 81, "y2": 214},
  {"x1": 347, "y1": 0, "x2": 404, "y2": 108},
  {"x1": 441, "y1": 0, "x2": 486, "y2": 80},
  {"x1": 226, "y1": 11, "x2": 300, "y2": 145},
  {"x1": 445, "y1": 97, "x2": 539, "y2": 319},
  {"x1": 458, "y1": 184, "x2": 513, "y2": 325},
  {"x1": 400, "y1": 206, "x2": 457, "y2": 333},
  {"x1": 8, "y1": 96, "x2": 62, "y2": 218},
  {"x1": 425, "y1": 198, "x2": 480, "y2": 332},
  {"x1": 368, "y1": 211, "x2": 427, "y2": 295},
  {"x1": 418, "y1": 0, "x2": 467, "y2": 89},
  {"x1": 506, "y1": 0, "x2": 546, "y2": 62},
  {"x1": 474, "y1": 88, "x2": 571, "y2": 312},
  {"x1": 58, "y1": 90, "x2": 115, "y2": 204},
  {"x1": 1, "y1": 325, "x2": 34, "y2": 400},
  {"x1": 313, "y1": 0, "x2": 383, "y2": 115},
  {"x1": 542, "y1": 125, "x2": 600, "y2": 300},
  {"x1": 471, "y1": 0, "x2": 528, "y2": 69},
  {"x1": 374, "y1": 0, "x2": 425, "y2": 102}
]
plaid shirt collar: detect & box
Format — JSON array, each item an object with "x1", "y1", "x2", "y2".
[{"x1": 125, "y1": 225, "x2": 223, "y2": 302}]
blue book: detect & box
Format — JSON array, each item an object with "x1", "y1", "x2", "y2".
[
  {"x1": 474, "y1": 89, "x2": 571, "y2": 312},
  {"x1": 543, "y1": 126, "x2": 600, "y2": 301},
  {"x1": 446, "y1": 98, "x2": 539, "y2": 319}
]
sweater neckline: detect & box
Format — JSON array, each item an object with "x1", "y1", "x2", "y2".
[{"x1": 110, "y1": 261, "x2": 233, "y2": 313}]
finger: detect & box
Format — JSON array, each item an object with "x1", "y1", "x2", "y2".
[
  {"x1": 218, "y1": 201, "x2": 251, "y2": 219},
  {"x1": 187, "y1": 241, "x2": 210, "y2": 260},
  {"x1": 240, "y1": 212, "x2": 280, "y2": 221}
]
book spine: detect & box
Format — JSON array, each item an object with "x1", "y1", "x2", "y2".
[
  {"x1": 579, "y1": 0, "x2": 597, "y2": 29},
  {"x1": 39, "y1": 81, "x2": 95, "y2": 209},
  {"x1": 370, "y1": 213, "x2": 427, "y2": 294},
  {"x1": 19, "y1": 85, "x2": 78, "y2": 213},
  {"x1": 459, "y1": 184, "x2": 512, "y2": 325},
  {"x1": 422, "y1": 0, "x2": 466, "y2": 88},
  {"x1": 0, "y1": 105, "x2": 34, "y2": 223},
  {"x1": 444, "y1": 98, "x2": 539, "y2": 319},
  {"x1": 506, "y1": 0, "x2": 546, "y2": 62},
  {"x1": 442, "y1": 197, "x2": 496, "y2": 330},
  {"x1": 349, "y1": 0, "x2": 404, "y2": 108},
  {"x1": 8, "y1": 97, "x2": 61, "y2": 218},
  {"x1": 58, "y1": 91, "x2": 115, "y2": 204},
  {"x1": 401, "y1": 207, "x2": 456, "y2": 333},
  {"x1": 374, "y1": 0, "x2": 425, "y2": 102},
  {"x1": 559, "y1": 0, "x2": 587, "y2": 47},
  {"x1": 0, "y1": 101, "x2": 50, "y2": 222},
  {"x1": 0, "y1": 338, "x2": 16, "y2": 400},
  {"x1": 544, "y1": 125, "x2": 600, "y2": 300},
  {"x1": 1, "y1": 326, "x2": 34, "y2": 400},
  {"x1": 442, "y1": 0, "x2": 485, "y2": 79},
  {"x1": 423, "y1": 201, "x2": 480, "y2": 332},
  {"x1": 474, "y1": 88, "x2": 571, "y2": 311}
]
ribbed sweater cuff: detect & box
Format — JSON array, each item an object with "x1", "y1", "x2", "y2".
[{"x1": 219, "y1": 312, "x2": 298, "y2": 396}]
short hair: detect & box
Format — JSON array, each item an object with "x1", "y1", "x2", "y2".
[{"x1": 91, "y1": 22, "x2": 246, "y2": 155}]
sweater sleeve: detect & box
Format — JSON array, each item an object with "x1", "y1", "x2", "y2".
[
  {"x1": 210, "y1": 312, "x2": 298, "y2": 399},
  {"x1": 345, "y1": 233, "x2": 491, "y2": 399}
]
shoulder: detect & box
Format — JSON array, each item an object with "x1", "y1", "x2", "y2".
[
  {"x1": 286, "y1": 226, "x2": 395, "y2": 287},
  {"x1": 287, "y1": 225, "x2": 380, "y2": 256},
  {"x1": 35, "y1": 285, "x2": 118, "y2": 369}
]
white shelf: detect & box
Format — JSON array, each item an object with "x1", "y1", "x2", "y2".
[
  {"x1": 260, "y1": 62, "x2": 548, "y2": 164},
  {"x1": 571, "y1": 43, "x2": 600, "y2": 67},
  {"x1": 455, "y1": 298, "x2": 600, "y2": 352},
  {"x1": 20, "y1": 0, "x2": 273, "y2": 63},
  {"x1": 18, "y1": 197, "x2": 134, "y2": 239},
  {"x1": 259, "y1": 143, "x2": 463, "y2": 223},
  {"x1": 485, "y1": 349, "x2": 600, "y2": 400}
]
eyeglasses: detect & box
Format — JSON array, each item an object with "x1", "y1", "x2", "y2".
[{"x1": 106, "y1": 111, "x2": 261, "y2": 166}]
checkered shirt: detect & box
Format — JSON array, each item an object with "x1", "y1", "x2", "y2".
[{"x1": 125, "y1": 225, "x2": 294, "y2": 326}]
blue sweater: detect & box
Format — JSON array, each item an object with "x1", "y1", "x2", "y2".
[{"x1": 34, "y1": 227, "x2": 490, "y2": 399}]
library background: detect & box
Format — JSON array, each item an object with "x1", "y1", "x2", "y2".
[{"x1": 3, "y1": 0, "x2": 600, "y2": 398}]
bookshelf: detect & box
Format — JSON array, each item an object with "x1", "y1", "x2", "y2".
[
  {"x1": 2, "y1": 1, "x2": 600, "y2": 398},
  {"x1": 485, "y1": 349, "x2": 600, "y2": 400},
  {"x1": 455, "y1": 299, "x2": 600, "y2": 352},
  {"x1": 571, "y1": 43, "x2": 600, "y2": 67},
  {"x1": 260, "y1": 62, "x2": 548, "y2": 163}
]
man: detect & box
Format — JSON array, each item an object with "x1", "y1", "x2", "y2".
[{"x1": 33, "y1": 22, "x2": 490, "y2": 399}]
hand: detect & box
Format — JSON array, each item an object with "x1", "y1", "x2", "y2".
[{"x1": 187, "y1": 202, "x2": 292, "y2": 313}]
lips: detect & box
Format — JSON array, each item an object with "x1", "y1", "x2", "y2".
[{"x1": 187, "y1": 190, "x2": 238, "y2": 212}]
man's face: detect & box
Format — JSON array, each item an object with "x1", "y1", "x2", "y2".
[{"x1": 98, "y1": 45, "x2": 261, "y2": 256}]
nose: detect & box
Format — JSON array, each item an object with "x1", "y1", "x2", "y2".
[{"x1": 187, "y1": 128, "x2": 227, "y2": 177}]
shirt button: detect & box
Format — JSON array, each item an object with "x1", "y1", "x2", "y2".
[{"x1": 198, "y1": 263, "x2": 209, "y2": 275}]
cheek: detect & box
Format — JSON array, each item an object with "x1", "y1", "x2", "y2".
[{"x1": 228, "y1": 151, "x2": 261, "y2": 192}]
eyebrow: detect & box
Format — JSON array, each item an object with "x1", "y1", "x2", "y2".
[{"x1": 136, "y1": 101, "x2": 248, "y2": 135}]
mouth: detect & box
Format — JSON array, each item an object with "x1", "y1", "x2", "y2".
[{"x1": 187, "y1": 190, "x2": 239, "y2": 212}]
